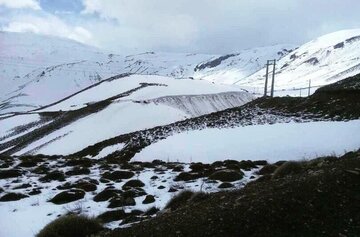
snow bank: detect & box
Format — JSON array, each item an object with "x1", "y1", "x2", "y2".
[{"x1": 133, "y1": 120, "x2": 360, "y2": 163}]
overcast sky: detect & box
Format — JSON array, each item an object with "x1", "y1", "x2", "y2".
[{"x1": 1, "y1": 0, "x2": 360, "y2": 54}]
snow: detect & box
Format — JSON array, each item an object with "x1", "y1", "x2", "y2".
[
  {"x1": 91, "y1": 143, "x2": 125, "y2": 159},
  {"x1": 14, "y1": 101, "x2": 189, "y2": 156},
  {"x1": 133, "y1": 120, "x2": 360, "y2": 163}
]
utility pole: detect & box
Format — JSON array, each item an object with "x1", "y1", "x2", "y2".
[
  {"x1": 264, "y1": 59, "x2": 276, "y2": 97},
  {"x1": 270, "y1": 59, "x2": 276, "y2": 97},
  {"x1": 308, "y1": 80, "x2": 311, "y2": 96},
  {"x1": 264, "y1": 61, "x2": 270, "y2": 96}
]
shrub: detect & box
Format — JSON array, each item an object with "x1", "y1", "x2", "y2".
[
  {"x1": 273, "y1": 161, "x2": 304, "y2": 179},
  {"x1": 97, "y1": 210, "x2": 127, "y2": 223},
  {"x1": 257, "y1": 164, "x2": 277, "y2": 175},
  {"x1": 36, "y1": 214, "x2": 103, "y2": 237},
  {"x1": 165, "y1": 190, "x2": 194, "y2": 211},
  {"x1": 209, "y1": 170, "x2": 244, "y2": 182}
]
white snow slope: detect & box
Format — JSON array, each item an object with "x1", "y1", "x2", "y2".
[
  {"x1": 1, "y1": 74, "x2": 253, "y2": 156},
  {"x1": 239, "y1": 29, "x2": 360, "y2": 96},
  {"x1": 133, "y1": 120, "x2": 360, "y2": 163},
  {"x1": 0, "y1": 31, "x2": 292, "y2": 114}
]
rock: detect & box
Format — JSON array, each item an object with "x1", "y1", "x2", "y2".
[
  {"x1": 174, "y1": 172, "x2": 198, "y2": 181},
  {"x1": 209, "y1": 170, "x2": 244, "y2": 182},
  {"x1": 168, "y1": 187, "x2": 178, "y2": 193},
  {"x1": 74, "y1": 182, "x2": 97, "y2": 192},
  {"x1": 0, "y1": 169, "x2": 22, "y2": 179},
  {"x1": 28, "y1": 189, "x2": 42, "y2": 195},
  {"x1": 108, "y1": 196, "x2": 136, "y2": 208},
  {"x1": 39, "y1": 171, "x2": 65, "y2": 182},
  {"x1": 122, "y1": 179, "x2": 145, "y2": 189},
  {"x1": 0, "y1": 192, "x2": 29, "y2": 201},
  {"x1": 158, "y1": 185, "x2": 166, "y2": 189},
  {"x1": 102, "y1": 171, "x2": 134, "y2": 181},
  {"x1": 13, "y1": 183, "x2": 32, "y2": 190},
  {"x1": 218, "y1": 182, "x2": 234, "y2": 189},
  {"x1": 49, "y1": 189, "x2": 85, "y2": 204},
  {"x1": 93, "y1": 189, "x2": 122, "y2": 202},
  {"x1": 150, "y1": 175, "x2": 159, "y2": 180},
  {"x1": 65, "y1": 167, "x2": 91, "y2": 176},
  {"x1": 142, "y1": 195, "x2": 155, "y2": 204},
  {"x1": 190, "y1": 163, "x2": 209, "y2": 172},
  {"x1": 123, "y1": 188, "x2": 147, "y2": 198}
]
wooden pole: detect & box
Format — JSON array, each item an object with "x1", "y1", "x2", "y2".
[{"x1": 308, "y1": 80, "x2": 311, "y2": 96}]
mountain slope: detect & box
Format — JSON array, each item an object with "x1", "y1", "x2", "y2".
[
  {"x1": 0, "y1": 74, "x2": 254, "y2": 156},
  {"x1": 239, "y1": 29, "x2": 360, "y2": 95}
]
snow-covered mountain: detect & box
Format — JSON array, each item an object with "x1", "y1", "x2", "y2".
[
  {"x1": 239, "y1": 29, "x2": 360, "y2": 95},
  {"x1": 0, "y1": 31, "x2": 293, "y2": 114}
]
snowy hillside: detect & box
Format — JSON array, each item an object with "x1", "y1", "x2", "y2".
[
  {"x1": 0, "y1": 31, "x2": 110, "y2": 96},
  {"x1": 193, "y1": 45, "x2": 294, "y2": 85},
  {"x1": 239, "y1": 29, "x2": 360, "y2": 95},
  {"x1": 0, "y1": 31, "x2": 294, "y2": 114},
  {"x1": 0, "y1": 74, "x2": 254, "y2": 156}
]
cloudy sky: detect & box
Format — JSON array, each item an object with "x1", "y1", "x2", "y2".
[{"x1": 1, "y1": 0, "x2": 359, "y2": 54}]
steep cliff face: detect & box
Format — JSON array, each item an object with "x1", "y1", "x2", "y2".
[{"x1": 149, "y1": 92, "x2": 253, "y2": 117}]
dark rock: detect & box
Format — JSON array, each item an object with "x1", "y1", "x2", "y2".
[
  {"x1": 49, "y1": 189, "x2": 85, "y2": 204},
  {"x1": 0, "y1": 169, "x2": 22, "y2": 179},
  {"x1": 122, "y1": 179, "x2": 145, "y2": 189},
  {"x1": 168, "y1": 187, "x2": 178, "y2": 193},
  {"x1": 174, "y1": 172, "x2": 199, "y2": 181},
  {"x1": 28, "y1": 189, "x2": 42, "y2": 195},
  {"x1": 123, "y1": 188, "x2": 147, "y2": 198},
  {"x1": 65, "y1": 167, "x2": 91, "y2": 176},
  {"x1": 0, "y1": 192, "x2": 29, "y2": 201},
  {"x1": 209, "y1": 170, "x2": 244, "y2": 182},
  {"x1": 150, "y1": 175, "x2": 159, "y2": 180},
  {"x1": 93, "y1": 189, "x2": 122, "y2": 202},
  {"x1": 142, "y1": 195, "x2": 155, "y2": 204},
  {"x1": 108, "y1": 196, "x2": 136, "y2": 208},
  {"x1": 158, "y1": 185, "x2": 166, "y2": 189},
  {"x1": 102, "y1": 171, "x2": 134, "y2": 181},
  {"x1": 218, "y1": 182, "x2": 234, "y2": 189},
  {"x1": 13, "y1": 183, "x2": 32, "y2": 190},
  {"x1": 74, "y1": 182, "x2": 97, "y2": 192},
  {"x1": 39, "y1": 171, "x2": 65, "y2": 182}
]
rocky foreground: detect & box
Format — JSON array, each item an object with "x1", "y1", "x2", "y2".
[{"x1": 98, "y1": 150, "x2": 360, "y2": 237}]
